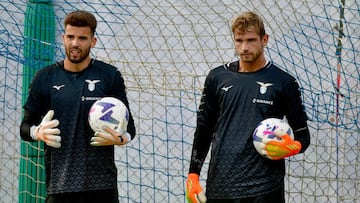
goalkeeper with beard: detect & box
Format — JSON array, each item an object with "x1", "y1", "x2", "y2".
[
  {"x1": 186, "y1": 11, "x2": 310, "y2": 203},
  {"x1": 19, "y1": 10, "x2": 136, "y2": 203}
]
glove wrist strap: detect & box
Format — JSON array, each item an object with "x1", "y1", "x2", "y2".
[
  {"x1": 30, "y1": 125, "x2": 39, "y2": 141},
  {"x1": 119, "y1": 132, "x2": 131, "y2": 144}
]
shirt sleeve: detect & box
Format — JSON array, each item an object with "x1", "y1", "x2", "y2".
[
  {"x1": 19, "y1": 109, "x2": 42, "y2": 141},
  {"x1": 189, "y1": 71, "x2": 218, "y2": 174},
  {"x1": 284, "y1": 79, "x2": 311, "y2": 153},
  {"x1": 110, "y1": 69, "x2": 136, "y2": 140},
  {"x1": 20, "y1": 68, "x2": 51, "y2": 141}
]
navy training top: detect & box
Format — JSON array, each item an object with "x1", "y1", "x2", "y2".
[
  {"x1": 189, "y1": 60, "x2": 310, "y2": 199},
  {"x1": 22, "y1": 59, "x2": 136, "y2": 194}
]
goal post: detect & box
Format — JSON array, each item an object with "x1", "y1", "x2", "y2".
[{"x1": 19, "y1": 1, "x2": 56, "y2": 202}]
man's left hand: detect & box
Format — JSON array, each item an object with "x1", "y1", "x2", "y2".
[
  {"x1": 90, "y1": 126, "x2": 130, "y2": 146},
  {"x1": 263, "y1": 134, "x2": 301, "y2": 160}
]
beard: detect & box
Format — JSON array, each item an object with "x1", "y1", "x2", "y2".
[
  {"x1": 66, "y1": 47, "x2": 91, "y2": 64},
  {"x1": 239, "y1": 50, "x2": 262, "y2": 63}
]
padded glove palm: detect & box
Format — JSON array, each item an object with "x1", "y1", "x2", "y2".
[
  {"x1": 30, "y1": 110, "x2": 61, "y2": 148},
  {"x1": 90, "y1": 126, "x2": 131, "y2": 146},
  {"x1": 186, "y1": 173, "x2": 206, "y2": 203},
  {"x1": 261, "y1": 133, "x2": 301, "y2": 160}
]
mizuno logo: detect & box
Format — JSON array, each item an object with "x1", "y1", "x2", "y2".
[
  {"x1": 52, "y1": 85, "x2": 65, "y2": 90},
  {"x1": 256, "y1": 82, "x2": 273, "y2": 94},
  {"x1": 221, "y1": 85, "x2": 233, "y2": 92}
]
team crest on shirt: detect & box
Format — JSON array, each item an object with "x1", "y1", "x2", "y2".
[
  {"x1": 256, "y1": 81, "x2": 273, "y2": 94},
  {"x1": 85, "y1": 79, "x2": 101, "y2": 91}
]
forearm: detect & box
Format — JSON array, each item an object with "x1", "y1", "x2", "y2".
[
  {"x1": 20, "y1": 119, "x2": 36, "y2": 142},
  {"x1": 126, "y1": 112, "x2": 136, "y2": 140},
  {"x1": 189, "y1": 129, "x2": 212, "y2": 174},
  {"x1": 294, "y1": 126, "x2": 310, "y2": 153},
  {"x1": 20, "y1": 109, "x2": 40, "y2": 142}
]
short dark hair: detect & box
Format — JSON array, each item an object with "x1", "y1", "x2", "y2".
[{"x1": 64, "y1": 10, "x2": 97, "y2": 35}]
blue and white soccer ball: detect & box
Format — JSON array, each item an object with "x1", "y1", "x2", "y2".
[
  {"x1": 88, "y1": 97, "x2": 129, "y2": 133},
  {"x1": 252, "y1": 118, "x2": 294, "y2": 157}
]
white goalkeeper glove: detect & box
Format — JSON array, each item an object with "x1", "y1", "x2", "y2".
[
  {"x1": 30, "y1": 110, "x2": 61, "y2": 148},
  {"x1": 90, "y1": 126, "x2": 131, "y2": 146}
]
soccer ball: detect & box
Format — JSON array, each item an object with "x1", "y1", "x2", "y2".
[
  {"x1": 252, "y1": 118, "x2": 294, "y2": 158},
  {"x1": 88, "y1": 97, "x2": 129, "y2": 133}
]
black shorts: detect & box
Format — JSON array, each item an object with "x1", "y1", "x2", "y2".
[
  {"x1": 46, "y1": 188, "x2": 119, "y2": 203},
  {"x1": 206, "y1": 184, "x2": 285, "y2": 203}
]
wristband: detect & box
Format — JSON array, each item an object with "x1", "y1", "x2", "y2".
[
  {"x1": 30, "y1": 125, "x2": 39, "y2": 141},
  {"x1": 119, "y1": 132, "x2": 131, "y2": 144}
]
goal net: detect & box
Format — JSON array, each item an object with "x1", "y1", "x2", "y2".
[{"x1": 0, "y1": 0, "x2": 359, "y2": 202}]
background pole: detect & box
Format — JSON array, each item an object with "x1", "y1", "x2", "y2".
[{"x1": 19, "y1": 0, "x2": 55, "y2": 202}]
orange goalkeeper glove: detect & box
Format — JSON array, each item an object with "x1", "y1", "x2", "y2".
[
  {"x1": 186, "y1": 173, "x2": 206, "y2": 203},
  {"x1": 261, "y1": 133, "x2": 302, "y2": 160}
]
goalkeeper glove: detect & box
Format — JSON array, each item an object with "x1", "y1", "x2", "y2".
[
  {"x1": 90, "y1": 126, "x2": 131, "y2": 146},
  {"x1": 30, "y1": 110, "x2": 61, "y2": 148},
  {"x1": 186, "y1": 173, "x2": 206, "y2": 203},
  {"x1": 260, "y1": 132, "x2": 301, "y2": 160}
]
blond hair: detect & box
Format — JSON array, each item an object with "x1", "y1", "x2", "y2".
[{"x1": 231, "y1": 11, "x2": 266, "y2": 37}]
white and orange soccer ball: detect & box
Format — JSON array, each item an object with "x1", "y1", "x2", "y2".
[
  {"x1": 88, "y1": 97, "x2": 129, "y2": 133},
  {"x1": 252, "y1": 118, "x2": 294, "y2": 159}
]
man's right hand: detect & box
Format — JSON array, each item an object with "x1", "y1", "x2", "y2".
[
  {"x1": 30, "y1": 110, "x2": 61, "y2": 148},
  {"x1": 186, "y1": 173, "x2": 207, "y2": 203}
]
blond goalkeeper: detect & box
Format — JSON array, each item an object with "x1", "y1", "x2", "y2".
[{"x1": 186, "y1": 11, "x2": 310, "y2": 203}]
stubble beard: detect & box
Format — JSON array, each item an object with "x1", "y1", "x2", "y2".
[
  {"x1": 66, "y1": 48, "x2": 90, "y2": 64},
  {"x1": 240, "y1": 50, "x2": 262, "y2": 64}
]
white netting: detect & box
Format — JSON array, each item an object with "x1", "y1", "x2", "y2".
[{"x1": 0, "y1": 0, "x2": 359, "y2": 202}]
